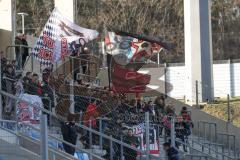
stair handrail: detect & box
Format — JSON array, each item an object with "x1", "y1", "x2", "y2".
[
  {"x1": 0, "y1": 118, "x2": 104, "y2": 160},
  {"x1": 0, "y1": 90, "x2": 151, "y2": 158},
  {"x1": 5, "y1": 45, "x2": 34, "y2": 72},
  {"x1": 0, "y1": 122, "x2": 75, "y2": 160},
  {"x1": 176, "y1": 138, "x2": 236, "y2": 160}
]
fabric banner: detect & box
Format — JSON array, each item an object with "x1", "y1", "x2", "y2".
[
  {"x1": 112, "y1": 64, "x2": 150, "y2": 93},
  {"x1": 105, "y1": 31, "x2": 163, "y2": 93},
  {"x1": 131, "y1": 123, "x2": 160, "y2": 156},
  {"x1": 16, "y1": 94, "x2": 43, "y2": 124},
  {"x1": 32, "y1": 8, "x2": 99, "y2": 66},
  {"x1": 105, "y1": 32, "x2": 162, "y2": 66}
]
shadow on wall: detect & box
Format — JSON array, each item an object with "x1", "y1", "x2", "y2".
[{"x1": 0, "y1": 29, "x2": 12, "y2": 57}]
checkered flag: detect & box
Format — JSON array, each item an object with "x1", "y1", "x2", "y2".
[{"x1": 32, "y1": 8, "x2": 99, "y2": 66}]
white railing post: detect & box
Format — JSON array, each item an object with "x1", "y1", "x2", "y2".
[
  {"x1": 196, "y1": 80, "x2": 199, "y2": 107},
  {"x1": 110, "y1": 135, "x2": 113, "y2": 160},
  {"x1": 120, "y1": 135, "x2": 124, "y2": 160},
  {"x1": 99, "y1": 118, "x2": 103, "y2": 150},
  {"x1": 41, "y1": 115, "x2": 48, "y2": 160},
  {"x1": 170, "y1": 116, "x2": 175, "y2": 148},
  {"x1": 0, "y1": 56, "x2": 2, "y2": 119},
  {"x1": 145, "y1": 112, "x2": 150, "y2": 160},
  {"x1": 69, "y1": 80, "x2": 75, "y2": 113},
  {"x1": 164, "y1": 63, "x2": 167, "y2": 97},
  {"x1": 227, "y1": 94, "x2": 230, "y2": 124},
  {"x1": 89, "y1": 120, "x2": 92, "y2": 148}
]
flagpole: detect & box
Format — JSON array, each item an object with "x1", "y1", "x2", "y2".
[
  {"x1": 107, "y1": 54, "x2": 111, "y2": 90},
  {"x1": 104, "y1": 25, "x2": 112, "y2": 90}
]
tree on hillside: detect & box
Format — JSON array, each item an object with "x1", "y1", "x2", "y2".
[
  {"x1": 16, "y1": 0, "x2": 54, "y2": 34},
  {"x1": 16, "y1": 0, "x2": 240, "y2": 62}
]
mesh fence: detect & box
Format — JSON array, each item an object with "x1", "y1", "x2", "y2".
[{"x1": 0, "y1": 47, "x2": 239, "y2": 160}]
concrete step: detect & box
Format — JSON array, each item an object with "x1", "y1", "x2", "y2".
[
  {"x1": 0, "y1": 126, "x2": 102, "y2": 160},
  {"x1": 0, "y1": 139, "x2": 40, "y2": 160}
]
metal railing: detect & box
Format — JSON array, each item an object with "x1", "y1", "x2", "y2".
[
  {"x1": 18, "y1": 120, "x2": 104, "y2": 160},
  {"x1": 197, "y1": 121, "x2": 217, "y2": 143},
  {"x1": 171, "y1": 118, "x2": 238, "y2": 160},
  {"x1": 5, "y1": 45, "x2": 34, "y2": 72},
  {"x1": 0, "y1": 72, "x2": 239, "y2": 160},
  {"x1": 0, "y1": 90, "x2": 152, "y2": 160},
  {"x1": 53, "y1": 55, "x2": 100, "y2": 78},
  {"x1": 0, "y1": 119, "x2": 41, "y2": 160},
  {"x1": 0, "y1": 119, "x2": 91, "y2": 160},
  {"x1": 217, "y1": 132, "x2": 236, "y2": 157}
]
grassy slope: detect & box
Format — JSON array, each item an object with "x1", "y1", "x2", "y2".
[{"x1": 202, "y1": 98, "x2": 240, "y2": 127}]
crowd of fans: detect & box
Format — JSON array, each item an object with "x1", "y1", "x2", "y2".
[
  {"x1": 66, "y1": 92, "x2": 192, "y2": 159},
  {"x1": 100, "y1": 95, "x2": 193, "y2": 158},
  {"x1": 0, "y1": 58, "x2": 191, "y2": 160},
  {"x1": 0, "y1": 51, "x2": 54, "y2": 120},
  {"x1": 0, "y1": 45, "x2": 192, "y2": 160}
]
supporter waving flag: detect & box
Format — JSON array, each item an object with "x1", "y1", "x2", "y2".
[
  {"x1": 32, "y1": 8, "x2": 99, "y2": 66},
  {"x1": 105, "y1": 31, "x2": 169, "y2": 93},
  {"x1": 105, "y1": 31, "x2": 165, "y2": 69}
]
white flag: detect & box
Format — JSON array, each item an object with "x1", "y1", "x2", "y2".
[{"x1": 32, "y1": 8, "x2": 99, "y2": 66}]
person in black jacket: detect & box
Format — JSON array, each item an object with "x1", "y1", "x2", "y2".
[
  {"x1": 163, "y1": 142, "x2": 179, "y2": 160},
  {"x1": 123, "y1": 129, "x2": 139, "y2": 160},
  {"x1": 21, "y1": 34, "x2": 29, "y2": 68},
  {"x1": 23, "y1": 72, "x2": 32, "y2": 93},
  {"x1": 41, "y1": 68, "x2": 54, "y2": 126},
  {"x1": 60, "y1": 121, "x2": 78, "y2": 155},
  {"x1": 3, "y1": 65, "x2": 16, "y2": 114},
  {"x1": 15, "y1": 35, "x2": 22, "y2": 70},
  {"x1": 15, "y1": 34, "x2": 29, "y2": 69}
]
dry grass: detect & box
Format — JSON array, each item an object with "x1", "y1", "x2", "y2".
[{"x1": 202, "y1": 98, "x2": 240, "y2": 127}]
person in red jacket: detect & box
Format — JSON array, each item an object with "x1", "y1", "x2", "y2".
[
  {"x1": 83, "y1": 100, "x2": 99, "y2": 146},
  {"x1": 28, "y1": 73, "x2": 42, "y2": 96},
  {"x1": 84, "y1": 100, "x2": 98, "y2": 128}
]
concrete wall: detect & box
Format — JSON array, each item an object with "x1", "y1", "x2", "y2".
[
  {"x1": 0, "y1": 29, "x2": 12, "y2": 56},
  {"x1": 98, "y1": 61, "x2": 240, "y2": 99},
  {"x1": 165, "y1": 66, "x2": 186, "y2": 99},
  {"x1": 213, "y1": 61, "x2": 240, "y2": 98},
  {"x1": 142, "y1": 62, "x2": 240, "y2": 99},
  {"x1": 184, "y1": 0, "x2": 214, "y2": 102},
  {"x1": 0, "y1": 0, "x2": 13, "y2": 31}
]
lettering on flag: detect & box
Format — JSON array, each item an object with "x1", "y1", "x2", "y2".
[
  {"x1": 32, "y1": 8, "x2": 99, "y2": 66},
  {"x1": 131, "y1": 123, "x2": 160, "y2": 156},
  {"x1": 105, "y1": 31, "x2": 164, "y2": 93},
  {"x1": 112, "y1": 64, "x2": 150, "y2": 93},
  {"x1": 105, "y1": 32, "x2": 162, "y2": 65},
  {"x1": 16, "y1": 94, "x2": 43, "y2": 124}
]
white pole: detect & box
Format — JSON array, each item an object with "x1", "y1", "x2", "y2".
[
  {"x1": 40, "y1": 115, "x2": 48, "y2": 160},
  {"x1": 0, "y1": 56, "x2": 2, "y2": 119},
  {"x1": 101, "y1": 41, "x2": 107, "y2": 68},
  {"x1": 22, "y1": 14, "x2": 24, "y2": 34},
  {"x1": 145, "y1": 112, "x2": 150, "y2": 160},
  {"x1": 12, "y1": 0, "x2": 16, "y2": 59},
  {"x1": 17, "y1": 12, "x2": 28, "y2": 34},
  {"x1": 171, "y1": 117, "x2": 175, "y2": 147},
  {"x1": 69, "y1": 80, "x2": 75, "y2": 113}
]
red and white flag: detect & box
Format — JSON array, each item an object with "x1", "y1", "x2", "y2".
[{"x1": 32, "y1": 8, "x2": 99, "y2": 66}]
